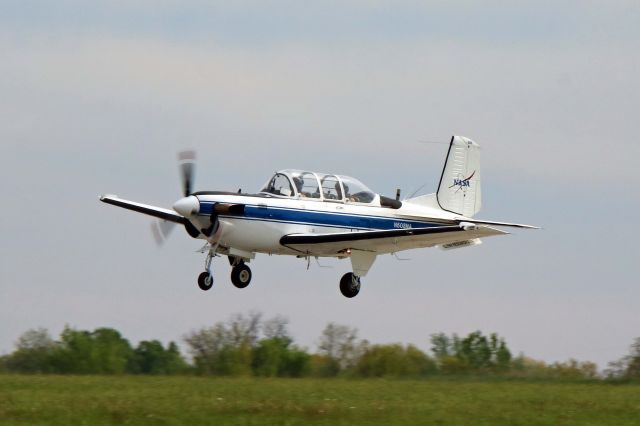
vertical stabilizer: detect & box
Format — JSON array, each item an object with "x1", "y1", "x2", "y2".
[{"x1": 436, "y1": 136, "x2": 482, "y2": 217}]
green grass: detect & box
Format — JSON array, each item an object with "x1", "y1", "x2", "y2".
[{"x1": 0, "y1": 375, "x2": 639, "y2": 425}]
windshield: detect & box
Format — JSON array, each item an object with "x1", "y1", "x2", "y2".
[{"x1": 260, "y1": 173, "x2": 294, "y2": 197}]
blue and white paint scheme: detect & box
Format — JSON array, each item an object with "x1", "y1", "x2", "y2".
[{"x1": 100, "y1": 136, "x2": 537, "y2": 298}]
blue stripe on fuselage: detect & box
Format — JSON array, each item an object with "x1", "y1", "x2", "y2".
[{"x1": 198, "y1": 202, "x2": 442, "y2": 230}]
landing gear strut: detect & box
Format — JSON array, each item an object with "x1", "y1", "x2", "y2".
[
  {"x1": 339, "y1": 272, "x2": 361, "y2": 298},
  {"x1": 231, "y1": 262, "x2": 252, "y2": 289},
  {"x1": 197, "y1": 250, "x2": 214, "y2": 291}
]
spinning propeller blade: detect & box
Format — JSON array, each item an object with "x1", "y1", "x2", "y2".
[
  {"x1": 178, "y1": 150, "x2": 196, "y2": 197},
  {"x1": 151, "y1": 219, "x2": 176, "y2": 246},
  {"x1": 149, "y1": 150, "x2": 200, "y2": 245}
]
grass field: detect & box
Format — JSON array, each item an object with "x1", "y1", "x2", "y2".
[{"x1": 1, "y1": 375, "x2": 639, "y2": 425}]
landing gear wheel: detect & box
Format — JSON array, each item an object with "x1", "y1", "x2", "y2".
[
  {"x1": 231, "y1": 263, "x2": 252, "y2": 289},
  {"x1": 339, "y1": 272, "x2": 361, "y2": 298},
  {"x1": 197, "y1": 272, "x2": 213, "y2": 291}
]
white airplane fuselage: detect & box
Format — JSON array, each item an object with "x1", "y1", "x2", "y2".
[{"x1": 188, "y1": 192, "x2": 458, "y2": 257}]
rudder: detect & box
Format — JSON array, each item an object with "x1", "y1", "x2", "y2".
[{"x1": 436, "y1": 135, "x2": 482, "y2": 217}]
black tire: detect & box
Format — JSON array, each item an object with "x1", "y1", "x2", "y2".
[
  {"x1": 197, "y1": 272, "x2": 213, "y2": 291},
  {"x1": 231, "y1": 264, "x2": 252, "y2": 289},
  {"x1": 339, "y1": 272, "x2": 361, "y2": 298}
]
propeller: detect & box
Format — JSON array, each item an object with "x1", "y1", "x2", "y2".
[
  {"x1": 151, "y1": 219, "x2": 176, "y2": 246},
  {"x1": 178, "y1": 150, "x2": 196, "y2": 197},
  {"x1": 151, "y1": 150, "x2": 199, "y2": 246}
]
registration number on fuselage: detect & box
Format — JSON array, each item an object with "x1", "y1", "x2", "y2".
[{"x1": 393, "y1": 222, "x2": 412, "y2": 229}]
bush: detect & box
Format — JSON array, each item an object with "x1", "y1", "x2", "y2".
[{"x1": 355, "y1": 344, "x2": 437, "y2": 377}]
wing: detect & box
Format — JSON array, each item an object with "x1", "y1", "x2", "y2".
[
  {"x1": 100, "y1": 195, "x2": 187, "y2": 224},
  {"x1": 280, "y1": 225, "x2": 508, "y2": 256}
]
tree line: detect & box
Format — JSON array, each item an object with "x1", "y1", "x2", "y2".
[{"x1": 1, "y1": 312, "x2": 638, "y2": 380}]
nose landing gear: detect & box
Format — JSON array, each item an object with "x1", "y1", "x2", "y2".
[
  {"x1": 339, "y1": 272, "x2": 361, "y2": 298},
  {"x1": 197, "y1": 271, "x2": 213, "y2": 290},
  {"x1": 197, "y1": 249, "x2": 215, "y2": 291},
  {"x1": 196, "y1": 250, "x2": 253, "y2": 291}
]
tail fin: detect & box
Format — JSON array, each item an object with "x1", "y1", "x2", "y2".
[{"x1": 436, "y1": 135, "x2": 482, "y2": 217}]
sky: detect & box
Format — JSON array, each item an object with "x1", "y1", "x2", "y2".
[{"x1": 1, "y1": 1, "x2": 639, "y2": 368}]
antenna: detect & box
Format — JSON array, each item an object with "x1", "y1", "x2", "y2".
[
  {"x1": 418, "y1": 140, "x2": 449, "y2": 145},
  {"x1": 408, "y1": 183, "x2": 428, "y2": 199}
]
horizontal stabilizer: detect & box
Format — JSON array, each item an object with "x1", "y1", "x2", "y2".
[{"x1": 457, "y1": 218, "x2": 539, "y2": 229}]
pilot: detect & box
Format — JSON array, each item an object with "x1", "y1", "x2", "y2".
[
  {"x1": 334, "y1": 181, "x2": 343, "y2": 200},
  {"x1": 293, "y1": 177, "x2": 304, "y2": 195},
  {"x1": 343, "y1": 183, "x2": 355, "y2": 202}
]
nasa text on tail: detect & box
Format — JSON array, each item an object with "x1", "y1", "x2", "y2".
[{"x1": 101, "y1": 136, "x2": 537, "y2": 298}]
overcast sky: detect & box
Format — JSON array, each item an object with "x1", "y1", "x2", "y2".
[{"x1": 1, "y1": 1, "x2": 639, "y2": 368}]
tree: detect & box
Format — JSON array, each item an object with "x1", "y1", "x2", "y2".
[
  {"x1": 252, "y1": 316, "x2": 297, "y2": 377},
  {"x1": 280, "y1": 346, "x2": 311, "y2": 377},
  {"x1": 91, "y1": 328, "x2": 134, "y2": 374},
  {"x1": 52, "y1": 328, "x2": 94, "y2": 373},
  {"x1": 317, "y1": 323, "x2": 363, "y2": 376},
  {"x1": 251, "y1": 336, "x2": 310, "y2": 377},
  {"x1": 184, "y1": 312, "x2": 262, "y2": 376},
  {"x1": 262, "y1": 316, "x2": 290, "y2": 340},
  {"x1": 251, "y1": 316, "x2": 310, "y2": 377},
  {"x1": 227, "y1": 312, "x2": 262, "y2": 348},
  {"x1": 429, "y1": 331, "x2": 513, "y2": 373},
  {"x1": 606, "y1": 337, "x2": 640, "y2": 380},
  {"x1": 4, "y1": 328, "x2": 57, "y2": 373},
  {"x1": 252, "y1": 337, "x2": 288, "y2": 377},
  {"x1": 185, "y1": 323, "x2": 233, "y2": 375},
  {"x1": 430, "y1": 333, "x2": 451, "y2": 359},
  {"x1": 52, "y1": 327, "x2": 133, "y2": 374},
  {"x1": 495, "y1": 339, "x2": 512, "y2": 370},
  {"x1": 129, "y1": 340, "x2": 187, "y2": 374},
  {"x1": 626, "y1": 338, "x2": 640, "y2": 379}
]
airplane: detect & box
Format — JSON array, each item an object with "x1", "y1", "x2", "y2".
[{"x1": 100, "y1": 135, "x2": 537, "y2": 298}]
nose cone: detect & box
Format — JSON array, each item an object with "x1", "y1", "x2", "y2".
[{"x1": 173, "y1": 196, "x2": 200, "y2": 217}]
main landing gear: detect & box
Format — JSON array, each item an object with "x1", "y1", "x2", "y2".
[
  {"x1": 196, "y1": 251, "x2": 252, "y2": 291},
  {"x1": 230, "y1": 262, "x2": 252, "y2": 288},
  {"x1": 339, "y1": 272, "x2": 361, "y2": 298}
]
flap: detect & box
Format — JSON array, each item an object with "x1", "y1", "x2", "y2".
[{"x1": 280, "y1": 225, "x2": 507, "y2": 256}]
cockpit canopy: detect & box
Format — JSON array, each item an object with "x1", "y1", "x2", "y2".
[{"x1": 260, "y1": 169, "x2": 377, "y2": 204}]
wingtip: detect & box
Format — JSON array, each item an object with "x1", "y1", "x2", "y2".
[
  {"x1": 459, "y1": 218, "x2": 541, "y2": 230},
  {"x1": 100, "y1": 194, "x2": 118, "y2": 202}
]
